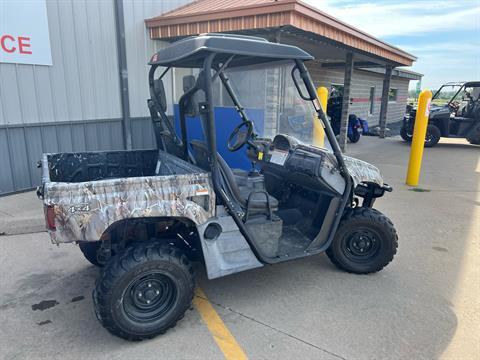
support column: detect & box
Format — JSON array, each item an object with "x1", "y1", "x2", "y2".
[
  {"x1": 379, "y1": 65, "x2": 393, "y2": 138},
  {"x1": 339, "y1": 52, "x2": 353, "y2": 152},
  {"x1": 114, "y1": 0, "x2": 132, "y2": 150}
]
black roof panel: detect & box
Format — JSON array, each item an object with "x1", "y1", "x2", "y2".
[
  {"x1": 149, "y1": 33, "x2": 314, "y2": 68},
  {"x1": 441, "y1": 81, "x2": 480, "y2": 87},
  {"x1": 464, "y1": 81, "x2": 480, "y2": 87}
]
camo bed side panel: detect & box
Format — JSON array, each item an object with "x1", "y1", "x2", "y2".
[{"x1": 44, "y1": 173, "x2": 215, "y2": 244}]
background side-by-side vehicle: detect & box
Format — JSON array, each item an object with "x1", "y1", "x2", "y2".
[{"x1": 401, "y1": 81, "x2": 480, "y2": 147}]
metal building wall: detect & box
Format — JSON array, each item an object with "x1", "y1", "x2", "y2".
[
  {"x1": 385, "y1": 77, "x2": 410, "y2": 124},
  {"x1": 123, "y1": 0, "x2": 190, "y2": 149},
  {"x1": 340, "y1": 70, "x2": 409, "y2": 126},
  {"x1": 0, "y1": 0, "x2": 188, "y2": 195},
  {"x1": 307, "y1": 62, "x2": 410, "y2": 127},
  {"x1": 0, "y1": 0, "x2": 122, "y2": 194}
]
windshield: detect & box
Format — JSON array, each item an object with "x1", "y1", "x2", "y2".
[
  {"x1": 432, "y1": 84, "x2": 463, "y2": 106},
  {"x1": 219, "y1": 62, "x2": 333, "y2": 151}
]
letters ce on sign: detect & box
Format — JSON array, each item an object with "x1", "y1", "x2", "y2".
[{"x1": 0, "y1": 0, "x2": 52, "y2": 66}]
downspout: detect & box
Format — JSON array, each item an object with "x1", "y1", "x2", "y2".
[{"x1": 114, "y1": 0, "x2": 132, "y2": 150}]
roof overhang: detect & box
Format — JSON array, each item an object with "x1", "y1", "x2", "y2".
[{"x1": 145, "y1": 0, "x2": 417, "y2": 67}]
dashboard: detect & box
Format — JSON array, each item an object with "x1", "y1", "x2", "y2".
[{"x1": 248, "y1": 134, "x2": 346, "y2": 195}]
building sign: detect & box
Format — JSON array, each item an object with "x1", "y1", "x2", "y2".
[{"x1": 0, "y1": 0, "x2": 52, "y2": 66}]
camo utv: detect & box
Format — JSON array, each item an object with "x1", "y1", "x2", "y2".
[{"x1": 38, "y1": 34, "x2": 398, "y2": 341}]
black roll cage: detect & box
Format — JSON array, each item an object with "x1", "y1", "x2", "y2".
[
  {"x1": 431, "y1": 82, "x2": 480, "y2": 105},
  {"x1": 148, "y1": 54, "x2": 353, "y2": 263},
  {"x1": 432, "y1": 83, "x2": 464, "y2": 105}
]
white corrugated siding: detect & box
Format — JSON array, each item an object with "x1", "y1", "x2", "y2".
[
  {"x1": 123, "y1": 0, "x2": 191, "y2": 118},
  {"x1": 0, "y1": 0, "x2": 190, "y2": 126},
  {"x1": 0, "y1": 0, "x2": 121, "y2": 126},
  {"x1": 307, "y1": 61, "x2": 410, "y2": 126}
]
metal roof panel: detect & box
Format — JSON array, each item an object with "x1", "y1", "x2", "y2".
[{"x1": 145, "y1": 0, "x2": 417, "y2": 66}]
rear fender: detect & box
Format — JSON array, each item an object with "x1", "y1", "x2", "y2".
[{"x1": 44, "y1": 174, "x2": 215, "y2": 244}]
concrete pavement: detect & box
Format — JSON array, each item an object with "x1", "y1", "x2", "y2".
[
  {"x1": 0, "y1": 191, "x2": 44, "y2": 236},
  {"x1": 0, "y1": 136, "x2": 479, "y2": 359}
]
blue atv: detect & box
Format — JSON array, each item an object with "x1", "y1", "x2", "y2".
[{"x1": 327, "y1": 95, "x2": 368, "y2": 143}]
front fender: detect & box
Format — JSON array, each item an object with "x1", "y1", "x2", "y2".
[{"x1": 342, "y1": 155, "x2": 384, "y2": 188}]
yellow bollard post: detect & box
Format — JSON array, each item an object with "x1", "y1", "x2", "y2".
[
  {"x1": 313, "y1": 86, "x2": 328, "y2": 147},
  {"x1": 406, "y1": 89, "x2": 433, "y2": 186}
]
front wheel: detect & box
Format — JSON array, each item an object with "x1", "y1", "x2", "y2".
[
  {"x1": 326, "y1": 208, "x2": 398, "y2": 274},
  {"x1": 93, "y1": 243, "x2": 195, "y2": 341},
  {"x1": 424, "y1": 124, "x2": 441, "y2": 147}
]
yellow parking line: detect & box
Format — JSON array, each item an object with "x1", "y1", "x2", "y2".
[{"x1": 193, "y1": 288, "x2": 248, "y2": 360}]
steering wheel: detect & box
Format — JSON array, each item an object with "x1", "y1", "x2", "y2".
[
  {"x1": 449, "y1": 101, "x2": 460, "y2": 112},
  {"x1": 227, "y1": 121, "x2": 253, "y2": 152}
]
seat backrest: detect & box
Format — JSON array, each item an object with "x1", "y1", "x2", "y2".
[
  {"x1": 183, "y1": 75, "x2": 199, "y2": 117},
  {"x1": 217, "y1": 154, "x2": 247, "y2": 207},
  {"x1": 189, "y1": 140, "x2": 248, "y2": 207},
  {"x1": 189, "y1": 140, "x2": 210, "y2": 171},
  {"x1": 162, "y1": 122, "x2": 185, "y2": 158},
  {"x1": 183, "y1": 75, "x2": 195, "y2": 92}
]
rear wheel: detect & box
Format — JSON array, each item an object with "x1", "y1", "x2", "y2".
[
  {"x1": 466, "y1": 124, "x2": 480, "y2": 145},
  {"x1": 326, "y1": 208, "x2": 398, "y2": 274},
  {"x1": 93, "y1": 243, "x2": 195, "y2": 341},
  {"x1": 348, "y1": 130, "x2": 361, "y2": 143},
  {"x1": 400, "y1": 126, "x2": 412, "y2": 142},
  {"x1": 424, "y1": 124, "x2": 441, "y2": 147}
]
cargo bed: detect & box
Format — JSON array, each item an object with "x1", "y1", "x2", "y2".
[{"x1": 38, "y1": 149, "x2": 215, "y2": 244}]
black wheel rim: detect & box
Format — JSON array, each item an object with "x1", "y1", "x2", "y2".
[
  {"x1": 342, "y1": 228, "x2": 381, "y2": 263},
  {"x1": 425, "y1": 132, "x2": 434, "y2": 145},
  {"x1": 123, "y1": 272, "x2": 177, "y2": 323}
]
